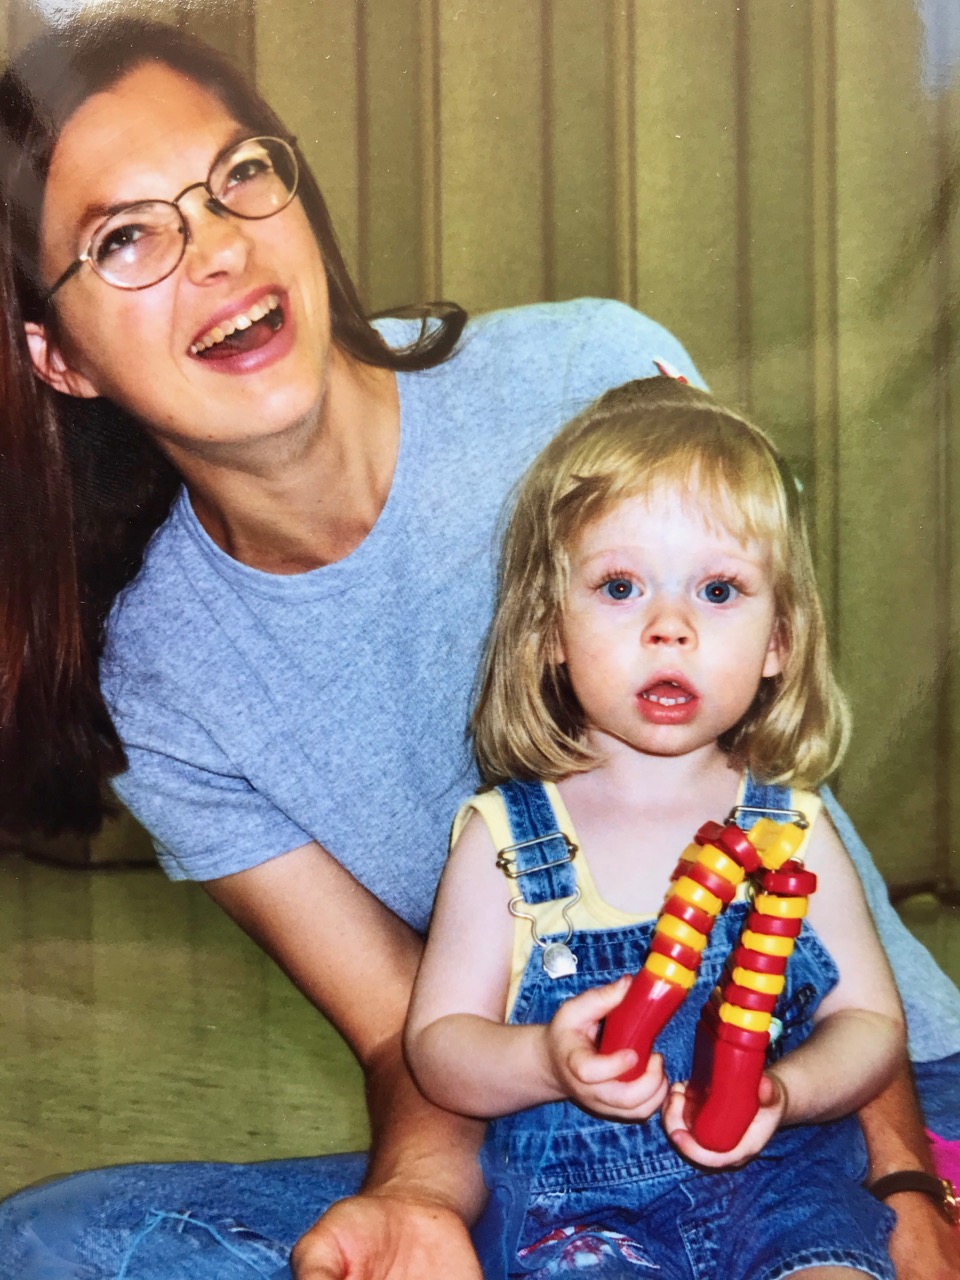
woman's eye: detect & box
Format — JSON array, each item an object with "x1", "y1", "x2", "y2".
[
  {"x1": 95, "y1": 223, "x2": 149, "y2": 262},
  {"x1": 699, "y1": 579, "x2": 738, "y2": 604},
  {"x1": 600, "y1": 577, "x2": 638, "y2": 601},
  {"x1": 224, "y1": 157, "x2": 272, "y2": 189}
]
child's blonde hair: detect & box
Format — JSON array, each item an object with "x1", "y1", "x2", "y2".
[{"x1": 473, "y1": 377, "x2": 848, "y2": 790}]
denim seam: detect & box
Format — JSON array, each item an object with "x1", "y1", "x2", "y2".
[
  {"x1": 114, "y1": 1209, "x2": 284, "y2": 1280},
  {"x1": 761, "y1": 1247, "x2": 891, "y2": 1280}
]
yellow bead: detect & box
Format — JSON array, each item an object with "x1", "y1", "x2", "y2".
[
  {"x1": 645, "y1": 951, "x2": 697, "y2": 989},
  {"x1": 732, "y1": 967, "x2": 786, "y2": 995},
  {"x1": 741, "y1": 929, "x2": 794, "y2": 957},
  {"x1": 656, "y1": 914, "x2": 708, "y2": 952},
  {"x1": 719, "y1": 1004, "x2": 773, "y2": 1032},
  {"x1": 697, "y1": 843, "x2": 745, "y2": 885},
  {"x1": 749, "y1": 818, "x2": 806, "y2": 870},
  {"x1": 673, "y1": 875, "x2": 722, "y2": 916},
  {"x1": 754, "y1": 893, "x2": 808, "y2": 919}
]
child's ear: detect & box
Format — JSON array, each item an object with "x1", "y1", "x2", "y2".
[
  {"x1": 24, "y1": 322, "x2": 100, "y2": 399},
  {"x1": 762, "y1": 620, "x2": 785, "y2": 679}
]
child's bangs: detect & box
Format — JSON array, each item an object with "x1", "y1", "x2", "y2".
[
  {"x1": 557, "y1": 425, "x2": 789, "y2": 558},
  {"x1": 678, "y1": 445, "x2": 789, "y2": 556}
]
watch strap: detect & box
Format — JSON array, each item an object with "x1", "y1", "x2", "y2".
[{"x1": 869, "y1": 1170, "x2": 959, "y2": 1225}]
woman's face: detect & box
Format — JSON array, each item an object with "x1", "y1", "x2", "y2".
[{"x1": 28, "y1": 62, "x2": 332, "y2": 458}]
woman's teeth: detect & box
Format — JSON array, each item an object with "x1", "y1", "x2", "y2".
[{"x1": 190, "y1": 294, "x2": 281, "y2": 355}]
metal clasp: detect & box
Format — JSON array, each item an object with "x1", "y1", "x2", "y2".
[
  {"x1": 496, "y1": 832, "x2": 578, "y2": 879},
  {"x1": 727, "y1": 805, "x2": 809, "y2": 831}
]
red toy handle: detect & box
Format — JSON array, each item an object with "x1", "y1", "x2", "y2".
[
  {"x1": 686, "y1": 1006, "x2": 768, "y2": 1150},
  {"x1": 599, "y1": 969, "x2": 686, "y2": 1079}
]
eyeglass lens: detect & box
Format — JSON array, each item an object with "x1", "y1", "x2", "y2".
[{"x1": 88, "y1": 137, "x2": 298, "y2": 289}]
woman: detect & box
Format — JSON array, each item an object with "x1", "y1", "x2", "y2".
[{"x1": 0, "y1": 17, "x2": 957, "y2": 1280}]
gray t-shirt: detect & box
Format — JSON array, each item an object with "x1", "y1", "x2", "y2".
[{"x1": 102, "y1": 297, "x2": 960, "y2": 1060}]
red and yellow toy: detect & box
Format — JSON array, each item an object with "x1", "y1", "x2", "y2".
[{"x1": 600, "y1": 816, "x2": 815, "y2": 1152}]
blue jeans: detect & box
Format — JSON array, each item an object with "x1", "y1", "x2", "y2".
[
  {"x1": 0, "y1": 1062, "x2": 956, "y2": 1279},
  {"x1": 0, "y1": 1154, "x2": 366, "y2": 1280}
]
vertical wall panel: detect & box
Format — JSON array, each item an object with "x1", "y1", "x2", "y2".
[
  {"x1": 257, "y1": 0, "x2": 362, "y2": 278},
  {"x1": 434, "y1": 1, "x2": 545, "y2": 312},
  {"x1": 809, "y1": 0, "x2": 841, "y2": 627},
  {"x1": 545, "y1": 0, "x2": 617, "y2": 302},
  {"x1": 832, "y1": 1, "x2": 942, "y2": 881},
  {"x1": 360, "y1": 0, "x2": 424, "y2": 310},
  {"x1": 742, "y1": 6, "x2": 816, "y2": 479},
  {"x1": 629, "y1": 2, "x2": 741, "y2": 405},
  {"x1": 937, "y1": 15, "x2": 960, "y2": 892},
  {"x1": 180, "y1": 0, "x2": 254, "y2": 70}
]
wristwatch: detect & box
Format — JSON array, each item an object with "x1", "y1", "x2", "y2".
[{"x1": 869, "y1": 1170, "x2": 960, "y2": 1226}]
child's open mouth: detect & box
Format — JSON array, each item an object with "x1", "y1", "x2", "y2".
[
  {"x1": 190, "y1": 294, "x2": 284, "y2": 358},
  {"x1": 637, "y1": 678, "x2": 699, "y2": 724},
  {"x1": 640, "y1": 680, "x2": 694, "y2": 708}
]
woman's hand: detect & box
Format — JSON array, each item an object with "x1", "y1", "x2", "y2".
[
  {"x1": 662, "y1": 1072, "x2": 788, "y2": 1168},
  {"x1": 884, "y1": 1192, "x2": 960, "y2": 1280},
  {"x1": 545, "y1": 977, "x2": 668, "y2": 1121},
  {"x1": 291, "y1": 1191, "x2": 482, "y2": 1280}
]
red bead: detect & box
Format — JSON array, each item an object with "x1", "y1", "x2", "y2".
[
  {"x1": 663, "y1": 895, "x2": 715, "y2": 935},
  {"x1": 731, "y1": 945, "x2": 786, "y2": 975},
  {"x1": 714, "y1": 1020, "x2": 770, "y2": 1050},
  {"x1": 720, "y1": 983, "x2": 780, "y2": 1013},
  {"x1": 746, "y1": 913, "x2": 802, "y2": 937},
  {"x1": 687, "y1": 862, "x2": 737, "y2": 903},
  {"x1": 762, "y1": 865, "x2": 817, "y2": 896},
  {"x1": 696, "y1": 821, "x2": 762, "y2": 874},
  {"x1": 649, "y1": 935, "x2": 702, "y2": 970},
  {"x1": 695, "y1": 820, "x2": 726, "y2": 847}
]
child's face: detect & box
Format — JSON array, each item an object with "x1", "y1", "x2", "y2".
[{"x1": 556, "y1": 487, "x2": 783, "y2": 762}]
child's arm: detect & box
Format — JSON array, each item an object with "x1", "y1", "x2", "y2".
[
  {"x1": 405, "y1": 811, "x2": 668, "y2": 1121},
  {"x1": 663, "y1": 811, "x2": 907, "y2": 1167}
]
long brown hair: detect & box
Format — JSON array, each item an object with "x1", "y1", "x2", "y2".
[{"x1": 0, "y1": 17, "x2": 466, "y2": 835}]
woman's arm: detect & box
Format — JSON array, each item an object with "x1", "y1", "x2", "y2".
[
  {"x1": 859, "y1": 1066, "x2": 960, "y2": 1280},
  {"x1": 405, "y1": 814, "x2": 667, "y2": 1123},
  {"x1": 204, "y1": 840, "x2": 485, "y2": 1280}
]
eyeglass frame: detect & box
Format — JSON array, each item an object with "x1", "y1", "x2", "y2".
[{"x1": 41, "y1": 134, "x2": 300, "y2": 305}]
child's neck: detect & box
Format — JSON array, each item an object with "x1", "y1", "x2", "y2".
[{"x1": 556, "y1": 741, "x2": 744, "y2": 916}]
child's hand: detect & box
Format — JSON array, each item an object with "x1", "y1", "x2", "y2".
[
  {"x1": 545, "y1": 976, "x2": 668, "y2": 1121},
  {"x1": 662, "y1": 1072, "x2": 788, "y2": 1168}
]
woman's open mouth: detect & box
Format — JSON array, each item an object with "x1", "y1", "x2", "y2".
[{"x1": 190, "y1": 293, "x2": 284, "y2": 357}]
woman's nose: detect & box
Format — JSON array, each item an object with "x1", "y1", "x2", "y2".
[
  {"x1": 181, "y1": 192, "x2": 253, "y2": 283},
  {"x1": 642, "y1": 598, "x2": 696, "y2": 648}
]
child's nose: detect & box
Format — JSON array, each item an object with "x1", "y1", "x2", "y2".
[{"x1": 642, "y1": 600, "x2": 696, "y2": 648}]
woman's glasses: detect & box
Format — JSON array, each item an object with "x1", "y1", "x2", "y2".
[{"x1": 43, "y1": 135, "x2": 299, "y2": 301}]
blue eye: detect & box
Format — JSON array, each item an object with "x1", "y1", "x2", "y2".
[
  {"x1": 601, "y1": 577, "x2": 637, "y2": 601},
  {"x1": 699, "y1": 579, "x2": 737, "y2": 604}
]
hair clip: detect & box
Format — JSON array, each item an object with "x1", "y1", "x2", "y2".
[{"x1": 654, "y1": 358, "x2": 689, "y2": 384}]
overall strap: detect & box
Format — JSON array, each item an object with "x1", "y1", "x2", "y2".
[
  {"x1": 733, "y1": 774, "x2": 802, "y2": 833},
  {"x1": 495, "y1": 779, "x2": 578, "y2": 905}
]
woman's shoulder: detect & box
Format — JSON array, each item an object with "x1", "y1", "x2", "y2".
[{"x1": 454, "y1": 297, "x2": 698, "y2": 372}]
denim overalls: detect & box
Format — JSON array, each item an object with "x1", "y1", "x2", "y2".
[{"x1": 472, "y1": 777, "x2": 895, "y2": 1280}]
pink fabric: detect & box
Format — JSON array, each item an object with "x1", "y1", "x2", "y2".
[{"x1": 928, "y1": 1129, "x2": 960, "y2": 1195}]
